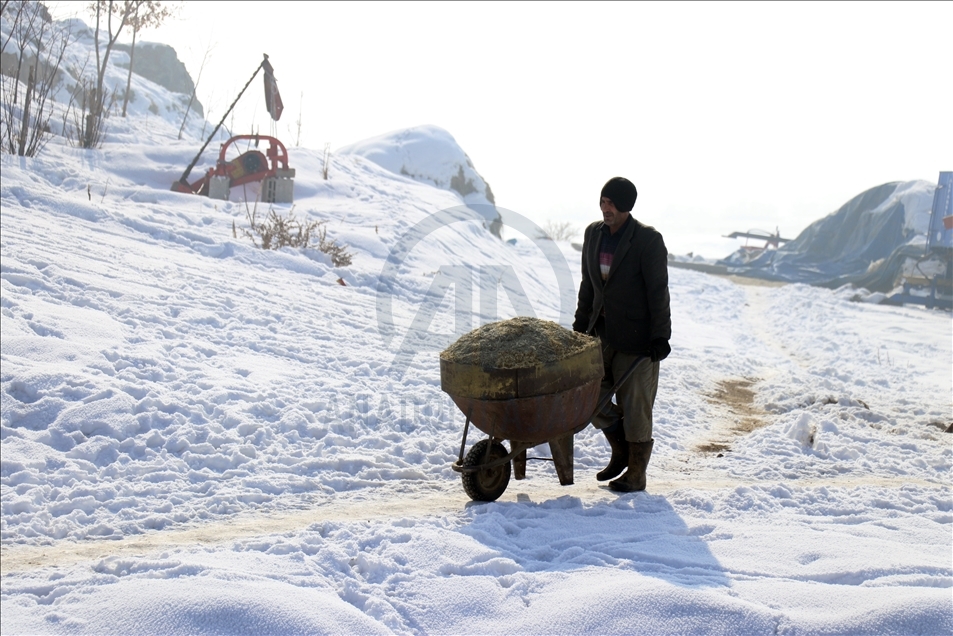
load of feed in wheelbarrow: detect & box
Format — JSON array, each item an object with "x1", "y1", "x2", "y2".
[
  {"x1": 440, "y1": 316, "x2": 602, "y2": 403},
  {"x1": 440, "y1": 316, "x2": 595, "y2": 368}
]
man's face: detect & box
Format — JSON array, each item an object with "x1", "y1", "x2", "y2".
[{"x1": 600, "y1": 196, "x2": 628, "y2": 231}]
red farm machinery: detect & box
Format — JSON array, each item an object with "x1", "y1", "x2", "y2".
[
  {"x1": 171, "y1": 134, "x2": 294, "y2": 203},
  {"x1": 171, "y1": 54, "x2": 294, "y2": 203}
]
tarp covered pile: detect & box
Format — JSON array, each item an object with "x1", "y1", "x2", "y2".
[{"x1": 719, "y1": 180, "x2": 936, "y2": 291}]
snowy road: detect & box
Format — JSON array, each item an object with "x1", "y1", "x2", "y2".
[{"x1": 2, "y1": 464, "x2": 943, "y2": 576}]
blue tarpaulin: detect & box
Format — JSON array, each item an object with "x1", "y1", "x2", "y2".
[
  {"x1": 927, "y1": 171, "x2": 952, "y2": 253},
  {"x1": 718, "y1": 181, "x2": 938, "y2": 292}
]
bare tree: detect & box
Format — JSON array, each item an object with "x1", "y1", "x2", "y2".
[
  {"x1": 1, "y1": 1, "x2": 27, "y2": 57},
  {"x1": 121, "y1": 0, "x2": 174, "y2": 117},
  {"x1": 294, "y1": 91, "x2": 302, "y2": 147},
  {"x1": 81, "y1": 0, "x2": 134, "y2": 147},
  {"x1": 2, "y1": 1, "x2": 42, "y2": 112},
  {"x1": 539, "y1": 220, "x2": 578, "y2": 242},
  {"x1": 177, "y1": 38, "x2": 211, "y2": 139},
  {"x1": 0, "y1": 1, "x2": 73, "y2": 157}
]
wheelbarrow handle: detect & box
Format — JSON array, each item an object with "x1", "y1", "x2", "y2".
[{"x1": 588, "y1": 354, "x2": 649, "y2": 423}]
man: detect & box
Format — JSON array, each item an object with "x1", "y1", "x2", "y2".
[{"x1": 573, "y1": 177, "x2": 672, "y2": 492}]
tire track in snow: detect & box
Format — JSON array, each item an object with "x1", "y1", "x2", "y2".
[
  {"x1": 2, "y1": 469, "x2": 944, "y2": 576},
  {"x1": 688, "y1": 280, "x2": 787, "y2": 454}
]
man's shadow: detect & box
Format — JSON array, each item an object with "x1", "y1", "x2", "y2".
[{"x1": 460, "y1": 492, "x2": 729, "y2": 589}]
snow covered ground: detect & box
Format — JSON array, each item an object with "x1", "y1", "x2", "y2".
[
  {"x1": 2, "y1": 15, "x2": 951, "y2": 633},
  {"x1": 2, "y1": 111, "x2": 950, "y2": 634}
]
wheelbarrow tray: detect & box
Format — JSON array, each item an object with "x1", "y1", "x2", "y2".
[
  {"x1": 440, "y1": 340, "x2": 603, "y2": 445},
  {"x1": 447, "y1": 378, "x2": 601, "y2": 446}
]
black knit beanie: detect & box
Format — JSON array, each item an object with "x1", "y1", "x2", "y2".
[{"x1": 600, "y1": 177, "x2": 637, "y2": 212}]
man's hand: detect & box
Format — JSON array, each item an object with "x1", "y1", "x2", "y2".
[{"x1": 649, "y1": 338, "x2": 671, "y2": 362}]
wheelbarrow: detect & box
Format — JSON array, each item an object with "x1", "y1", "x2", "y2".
[{"x1": 441, "y1": 340, "x2": 647, "y2": 501}]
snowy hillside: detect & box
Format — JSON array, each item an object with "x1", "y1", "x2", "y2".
[
  {"x1": 2, "y1": 10, "x2": 952, "y2": 635},
  {"x1": 1, "y1": 6, "x2": 204, "y2": 141}
]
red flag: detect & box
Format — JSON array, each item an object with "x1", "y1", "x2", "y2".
[{"x1": 262, "y1": 56, "x2": 283, "y2": 121}]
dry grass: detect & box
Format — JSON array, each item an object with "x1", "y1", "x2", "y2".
[{"x1": 241, "y1": 207, "x2": 353, "y2": 267}]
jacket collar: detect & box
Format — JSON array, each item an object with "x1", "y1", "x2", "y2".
[{"x1": 599, "y1": 214, "x2": 632, "y2": 238}]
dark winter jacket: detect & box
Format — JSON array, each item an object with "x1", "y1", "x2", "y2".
[{"x1": 572, "y1": 217, "x2": 672, "y2": 354}]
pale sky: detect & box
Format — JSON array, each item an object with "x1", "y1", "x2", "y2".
[{"x1": 50, "y1": 1, "x2": 952, "y2": 256}]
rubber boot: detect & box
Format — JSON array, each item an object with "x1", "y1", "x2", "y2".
[
  {"x1": 596, "y1": 422, "x2": 628, "y2": 482},
  {"x1": 609, "y1": 439, "x2": 654, "y2": 493}
]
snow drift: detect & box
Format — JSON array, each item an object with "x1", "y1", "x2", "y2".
[{"x1": 338, "y1": 124, "x2": 503, "y2": 236}]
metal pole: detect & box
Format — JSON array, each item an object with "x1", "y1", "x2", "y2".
[
  {"x1": 457, "y1": 408, "x2": 472, "y2": 463},
  {"x1": 174, "y1": 55, "x2": 268, "y2": 188}
]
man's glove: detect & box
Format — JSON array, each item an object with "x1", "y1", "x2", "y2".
[{"x1": 649, "y1": 338, "x2": 671, "y2": 362}]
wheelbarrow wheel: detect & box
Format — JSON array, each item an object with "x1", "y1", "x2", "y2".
[{"x1": 461, "y1": 439, "x2": 511, "y2": 502}]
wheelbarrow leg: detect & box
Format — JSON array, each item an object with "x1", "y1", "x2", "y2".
[
  {"x1": 513, "y1": 448, "x2": 527, "y2": 480},
  {"x1": 549, "y1": 433, "x2": 574, "y2": 486}
]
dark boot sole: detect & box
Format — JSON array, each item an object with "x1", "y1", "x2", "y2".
[{"x1": 608, "y1": 478, "x2": 645, "y2": 492}]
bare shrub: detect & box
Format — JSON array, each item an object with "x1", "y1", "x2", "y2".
[
  {"x1": 241, "y1": 207, "x2": 353, "y2": 267},
  {"x1": 538, "y1": 220, "x2": 578, "y2": 242},
  {"x1": 65, "y1": 73, "x2": 116, "y2": 149},
  {"x1": 314, "y1": 222, "x2": 352, "y2": 267}
]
